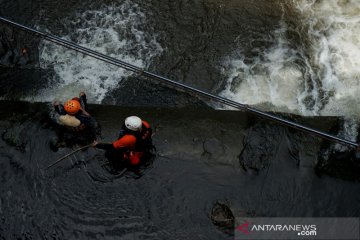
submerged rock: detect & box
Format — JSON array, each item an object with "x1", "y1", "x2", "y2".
[
  {"x1": 0, "y1": 25, "x2": 39, "y2": 68},
  {"x1": 239, "y1": 122, "x2": 285, "y2": 173},
  {"x1": 202, "y1": 137, "x2": 226, "y2": 160},
  {"x1": 316, "y1": 119, "x2": 360, "y2": 181},
  {"x1": 211, "y1": 200, "x2": 235, "y2": 234},
  {"x1": 2, "y1": 122, "x2": 29, "y2": 152},
  {"x1": 316, "y1": 146, "x2": 360, "y2": 181}
]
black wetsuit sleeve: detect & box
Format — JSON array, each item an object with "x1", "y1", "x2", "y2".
[
  {"x1": 54, "y1": 104, "x2": 66, "y2": 115},
  {"x1": 75, "y1": 113, "x2": 93, "y2": 125},
  {"x1": 79, "y1": 94, "x2": 88, "y2": 111},
  {"x1": 95, "y1": 143, "x2": 114, "y2": 151}
]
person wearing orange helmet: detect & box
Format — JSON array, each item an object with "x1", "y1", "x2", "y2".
[
  {"x1": 51, "y1": 92, "x2": 99, "y2": 150},
  {"x1": 53, "y1": 92, "x2": 92, "y2": 131},
  {"x1": 93, "y1": 116, "x2": 154, "y2": 168}
]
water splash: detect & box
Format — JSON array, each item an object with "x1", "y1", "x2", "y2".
[
  {"x1": 219, "y1": 20, "x2": 317, "y2": 115},
  {"x1": 296, "y1": 0, "x2": 360, "y2": 118},
  {"x1": 220, "y1": 0, "x2": 360, "y2": 119},
  {"x1": 32, "y1": 0, "x2": 163, "y2": 103}
]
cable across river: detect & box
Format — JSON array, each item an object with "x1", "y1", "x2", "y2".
[{"x1": 0, "y1": 16, "x2": 358, "y2": 148}]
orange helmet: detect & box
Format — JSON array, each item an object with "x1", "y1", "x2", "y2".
[{"x1": 64, "y1": 100, "x2": 80, "y2": 115}]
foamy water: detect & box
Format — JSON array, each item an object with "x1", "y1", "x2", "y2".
[
  {"x1": 301, "y1": 0, "x2": 360, "y2": 118},
  {"x1": 28, "y1": 0, "x2": 360, "y2": 124},
  {"x1": 220, "y1": 0, "x2": 360, "y2": 119},
  {"x1": 31, "y1": 0, "x2": 163, "y2": 103},
  {"x1": 219, "y1": 20, "x2": 314, "y2": 115}
]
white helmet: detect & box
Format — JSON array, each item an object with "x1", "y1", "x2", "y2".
[{"x1": 125, "y1": 116, "x2": 142, "y2": 131}]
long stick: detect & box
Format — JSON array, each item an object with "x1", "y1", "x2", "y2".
[
  {"x1": 46, "y1": 144, "x2": 92, "y2": 169},
  {"x1": 1, "y1": 17, "x2": 358, "y2": 148}
]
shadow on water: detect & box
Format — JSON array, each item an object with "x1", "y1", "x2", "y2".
[{"x1": 94, "y1": 150, "x2": 156, "y2": 181}]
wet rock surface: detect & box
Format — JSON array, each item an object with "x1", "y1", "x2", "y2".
[
  {"x1": 0, "y1": 68, "x2": 49, "y2": 99},
  {"x1": 2, "y1": 121, "x2": 29, "y2": 152},
  {"x1": 0, "y1": 26, "x2": 39, "y2": 67},
  {"x1": 239, "y1": 122, "x2": 285, "y2": 173},
  {"x1": 316, "y1": 148, "x2": 360, "y2": 181},
  {"x1": 313, "y1": 118, "x2": 360, "y2": 181},
  {"x1": 211, "y1": 200, "x2": 235, "y2": 234},
  {"x1": 102, "y1": 75, "x2": 210, "y2": 107},
  {"x1": 203, "y1": 137, "x2": 226, "y2": 158}
]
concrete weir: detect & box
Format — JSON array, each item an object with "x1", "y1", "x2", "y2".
[
  {"x1": 1, "y1": 100, "x2": 251, "y2": 165},
  {"x1": 0, "y1": 100, "x2": 340, "y2": 168}
]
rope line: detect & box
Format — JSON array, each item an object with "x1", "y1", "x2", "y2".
[{"x1": 0, "y1": 16, "x2": 357, "y2": 148}]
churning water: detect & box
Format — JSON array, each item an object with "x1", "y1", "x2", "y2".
[
  {"x1": 221, "y1": 0, "x2": 360, "y2": 118},
  {"x1": 34, "y1": 0, "x2": 360, "y2": 120},
  {"x1": 36, "y1": 0, "x2": 163, "y2": 103}
]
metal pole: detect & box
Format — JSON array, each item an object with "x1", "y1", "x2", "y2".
[
  {"x1": 46, "y1": 144, "x2": 92, "y2": 169},
  {"x1": 0, "y1": 17, "x2": 358, "y2": 148}
]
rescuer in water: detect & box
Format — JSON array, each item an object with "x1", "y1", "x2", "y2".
[
  {"x1": 51, "y1": 91, "x2": 100, "y2": 150},
  {"x1": 92, "y1": 116, "x2": 154, "y2": 170}
]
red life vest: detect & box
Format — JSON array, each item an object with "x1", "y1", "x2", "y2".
[{"x1": 117, "y1": 121, "x2": 152, "y2": 165}]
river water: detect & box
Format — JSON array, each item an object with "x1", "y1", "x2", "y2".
[
  {"x1": 4, "y1": 0, "x2": 358, "y2": 117},
  {"x1": 1, "y1": 101, "x2": 360, "y2": 240},
  {"x1": 1, "y1": 0, "x2": 360, "y2": 239}
]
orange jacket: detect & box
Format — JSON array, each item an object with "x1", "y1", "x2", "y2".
[
  {"x1": 94, "y1": 120, "x2": 152, "y2": 165},
  {"x1": 112, "y1": 120, "x2": 151, "y2": 150},
  {"x1": 112, "y1": 135, "x2": 137, "y2": 149}
]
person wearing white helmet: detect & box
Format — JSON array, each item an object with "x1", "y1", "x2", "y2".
[
  {"x1": 124, "y1": 116, "x2": 143, "y2": 131},
  {"x1": 93, "y1": 116, "x2": 153, "y2": 166}
]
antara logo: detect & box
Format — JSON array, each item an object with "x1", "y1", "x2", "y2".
[{"x1": 236, "y1": 221, "x2": 251, "y2": 234}]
